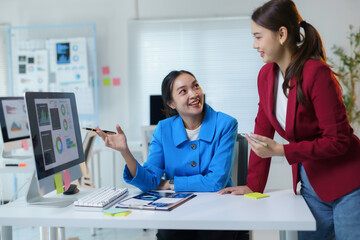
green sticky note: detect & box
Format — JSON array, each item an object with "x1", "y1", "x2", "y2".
[
  {"x1": 244, "y1": 192, "x2": 269, "y2": 199},
  {"x1": 54, "y1": 173, "x2": 64, "y2": 194},
  {"x1": 104, "y1": 208, "x2": 131, "y2": 217},
  {"x1": 103, "y1": 78, "x2": 111, "y2": 86}
]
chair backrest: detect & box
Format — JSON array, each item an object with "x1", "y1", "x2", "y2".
[
  {"x1": 141, "y1": 125, "x2": 157, "y2": 163},
  {"x1": 231, "y1": 134, "x2": 249, "y2": 186},
  {"x1": 75, "y1": 131, "x2": 97, "y2": 188}
]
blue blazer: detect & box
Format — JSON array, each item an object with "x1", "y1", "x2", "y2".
[{"x1": 124, "y1": 104, "x2": 238, "y2": 192}]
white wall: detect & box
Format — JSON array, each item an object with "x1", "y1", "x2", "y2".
[{"x1": 0, "y1": 0, "x2": 359, "y2": 192}]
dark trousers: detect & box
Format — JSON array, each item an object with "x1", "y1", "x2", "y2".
[{"x1": 156, "y1": 229, "x2": 249, "y2": 240}]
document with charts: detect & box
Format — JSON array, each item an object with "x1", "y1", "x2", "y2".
[{"x1": 115, "y1": 191, "x2": 196, "y2": 211}]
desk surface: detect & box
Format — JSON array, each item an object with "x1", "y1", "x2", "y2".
[{"x1": 0, "y1": 189, "x2": 315, "y2": 231}]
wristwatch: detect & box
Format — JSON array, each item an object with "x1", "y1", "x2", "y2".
[{"x1": 169, "y1": 179, "x2": 175, "y2": 191}]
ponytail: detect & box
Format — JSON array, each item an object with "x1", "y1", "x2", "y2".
[{"x1": 284, "y1": 20, "x2": 326, "y2": 105}]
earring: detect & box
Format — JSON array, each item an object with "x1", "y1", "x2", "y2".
[{"x1": 280, "y1": 41, "x2": 283, "y2": 46}]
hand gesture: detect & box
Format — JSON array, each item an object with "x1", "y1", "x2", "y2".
[
  {"x1": 95, "y1": 124, "x2": 128, "y2": 153},
  {"x1": 245, "y1": 133, "x2": 284, "y2": 158}
]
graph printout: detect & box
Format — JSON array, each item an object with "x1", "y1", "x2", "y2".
[{"x1": 35, "y1": 98, "x2": 79, "y2": 170}]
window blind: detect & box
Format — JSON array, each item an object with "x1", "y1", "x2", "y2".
[
  {"x1": 0, "y1": 25, "x2": 9, "y2": 97},
  {"x1": 128, "y1": 17, "x2": 264, "y2": 138}
]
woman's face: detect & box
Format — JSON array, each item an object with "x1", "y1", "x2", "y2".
[
  {"x1": 251, "y1": 21, "x2": 283, "y2": 63},
  {"x1": 168, "y1": 73, "x2": 204, "y2": 118}
]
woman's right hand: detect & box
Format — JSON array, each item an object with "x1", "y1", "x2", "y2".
[
  {"x1": 95, "y1": 124, "x2": 128, "y2": 153},
  {"x1": 217, "y1": 185, "x2": 253, "y2": 195}
]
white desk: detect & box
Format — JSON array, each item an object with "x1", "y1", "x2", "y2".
[
  {"x1": 0, "y1": 156, "x2": 35, "y2": 203},
  {"x1": 0, "y1": 189, "x2": 315, "y2": 240}
]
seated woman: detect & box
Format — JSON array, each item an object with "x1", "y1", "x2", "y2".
[{"x1": 96, "y1": 70, "x2": 247, "y2": 240}]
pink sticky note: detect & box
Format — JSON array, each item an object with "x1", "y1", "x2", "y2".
[
  {"x1": 62, "y1": 170, "x2": 71, "y2": 191},
  {"x1": 21, "y1": 140, "x2": 29, "y2": 151},
  {"x1": 102, "y1": 66, "x2": 110, "y2": 75},
  {"x1": 113, "y1": 78, "x2": 120, "y2": 86}
]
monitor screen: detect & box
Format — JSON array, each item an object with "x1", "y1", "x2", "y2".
[
  {"x1": 150, "y1": 95, "x2": 166, "y2": 125},
  {"x1": 0, "y1": 97, "x2": 31, "y2": 156},
  {"x1": 25, "y1": 92, "x2": 84, "y2": 196},
  {"x1": 0, "y1": 97, "x2": 30, "y2": 143}
]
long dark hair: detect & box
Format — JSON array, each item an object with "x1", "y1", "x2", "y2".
[
  {"x1": 161, "y1": 70, "x2": 197, "y2": 117},
  {"x1": 252, "y1": 0, "x2": 327, "y2": 105}
]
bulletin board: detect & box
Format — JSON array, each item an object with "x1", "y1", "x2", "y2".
[{"x1": 8, "y1": 24, "x2": 98, "y2": 126}]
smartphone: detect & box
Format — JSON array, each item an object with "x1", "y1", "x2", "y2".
[{"x1": 240, "y1": 133, "x2": 268, "y2": 147}]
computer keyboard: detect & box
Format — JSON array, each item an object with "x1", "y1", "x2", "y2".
[{"x1": 74, "y1": 187, "x2": 128, "y2": 211}]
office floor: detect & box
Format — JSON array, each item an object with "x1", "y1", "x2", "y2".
[{"x1": 3, "y1": 227, "x2": 280, "y2": 240}]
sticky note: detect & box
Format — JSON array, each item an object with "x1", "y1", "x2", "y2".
[
  {"x1": 103, "y1": 78, "x2": 111, "y2": 86},
  {"x1": 104, "y1": 207, "x2": 131, "y2": 217},
  {"x1": 62, "y1": 170, "x2": 71, "y2": 191},
  {"x1": 54, "y1": 173, "x2": 64, "y2": 194},
  {"x1": 102, "y1": 66, "x2": 110, "y2": 75},
  {"x1": 21, "y1": 140, "x2": 29, "y2": 151},
  {"x1": 113, "y1": 78, "x2": 120, "y2": 86},
  {"x1": 244, "y1": 192, "x2": 269, "y2": 199}
]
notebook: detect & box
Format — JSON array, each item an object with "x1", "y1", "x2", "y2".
[{"x1": 115, "y1": 190, "x2": 196, "y2": 211}]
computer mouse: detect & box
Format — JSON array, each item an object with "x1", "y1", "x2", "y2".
[{"x1": 63, "y1": 184, "x2": 80, "y2": 195}]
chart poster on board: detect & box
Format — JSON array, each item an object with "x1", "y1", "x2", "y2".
[
  {"x1": 46, "y1": 37, "x2": 89, "y2": 91},
  {"x1": 14, "y1": 50, "x2": 49, "y2": 96}
]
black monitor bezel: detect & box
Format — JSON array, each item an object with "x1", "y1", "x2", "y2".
[
  {"x1": 25, "y1": 92, "x2": 85, "y2": 180},
  {"x1": 0, "y1": 96, "x2": 30, "y2": 143}
]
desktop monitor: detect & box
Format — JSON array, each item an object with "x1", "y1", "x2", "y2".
[
  {"x1": 150, "y1": 95, "x2": 166, "y2": 125},
  {"x1": 149, "y1": 94, "x2": 205, "y2": 125},
  {"x1": 25, "y1": 92, "x2": 85, "y2": 207},
  {"x1": 0, "y1": 97, "x2": 32, "y2": 158}
]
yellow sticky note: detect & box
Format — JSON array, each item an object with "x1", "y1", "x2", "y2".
[
  {"x1": 103, "y1": 78, "x2": 111, "y2": 86},
  {"x1": 54, "y1": 173, "x2": 64, "y2": 194},
  {"x1": 244, "y1": 192, "x2": 269, "y2": 199},
  {"x1": 105, "y1": 211, "x2": 131, "y2": 217}
]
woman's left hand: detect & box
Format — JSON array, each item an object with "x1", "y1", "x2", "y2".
[
  {"x1": 245, "y1": 133, "x2": 284, "y2": 158},
  {"x1": 156, "y1": 179, "x2": 170, "y2": 190}
]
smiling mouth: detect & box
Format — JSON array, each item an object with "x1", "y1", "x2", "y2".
[{"x1": 189, "y1": 98, "x2": 201, "y2": 106}]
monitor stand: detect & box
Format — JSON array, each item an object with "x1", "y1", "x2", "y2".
[{"x1": 26, "y1": 171, "x2": 76, "y2": 207}]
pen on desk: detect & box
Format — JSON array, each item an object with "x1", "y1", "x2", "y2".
[
  {"x1": 82, "y1": 127, "x2": 116, "y2": 135},
  {"x1": 5, "y1": 163, "x2": 27, "y2": 167}
]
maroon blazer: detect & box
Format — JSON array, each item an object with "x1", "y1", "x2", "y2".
[{"x1": 246, "y1": 59, "x2": 360, "y2": 202}]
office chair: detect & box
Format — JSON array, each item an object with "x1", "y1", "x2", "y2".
[
  {"x1": 231, "y1": 134, "x2": 249, "y2": 186},
  {"x1": 73, "y1": 132, "x2": 97, "y2": 188},
  {"x1": 232, "y1": 134, "x2": 251, "y2": 240}
]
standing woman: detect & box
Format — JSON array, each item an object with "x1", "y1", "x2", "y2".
[
  {"x1": 219, "y1": 0, "x2": 360, "y2": 239},
  {"x1": 96, "y1": 70, "x2": 246, "y2": 240}
]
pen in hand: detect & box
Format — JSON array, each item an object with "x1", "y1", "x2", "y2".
[
  {"x1": 240, "y1": 133, "x2": 268, "y2": 147},
  {"x1": 82, "y1": 127, "x2": 116, "y2": 135}
]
